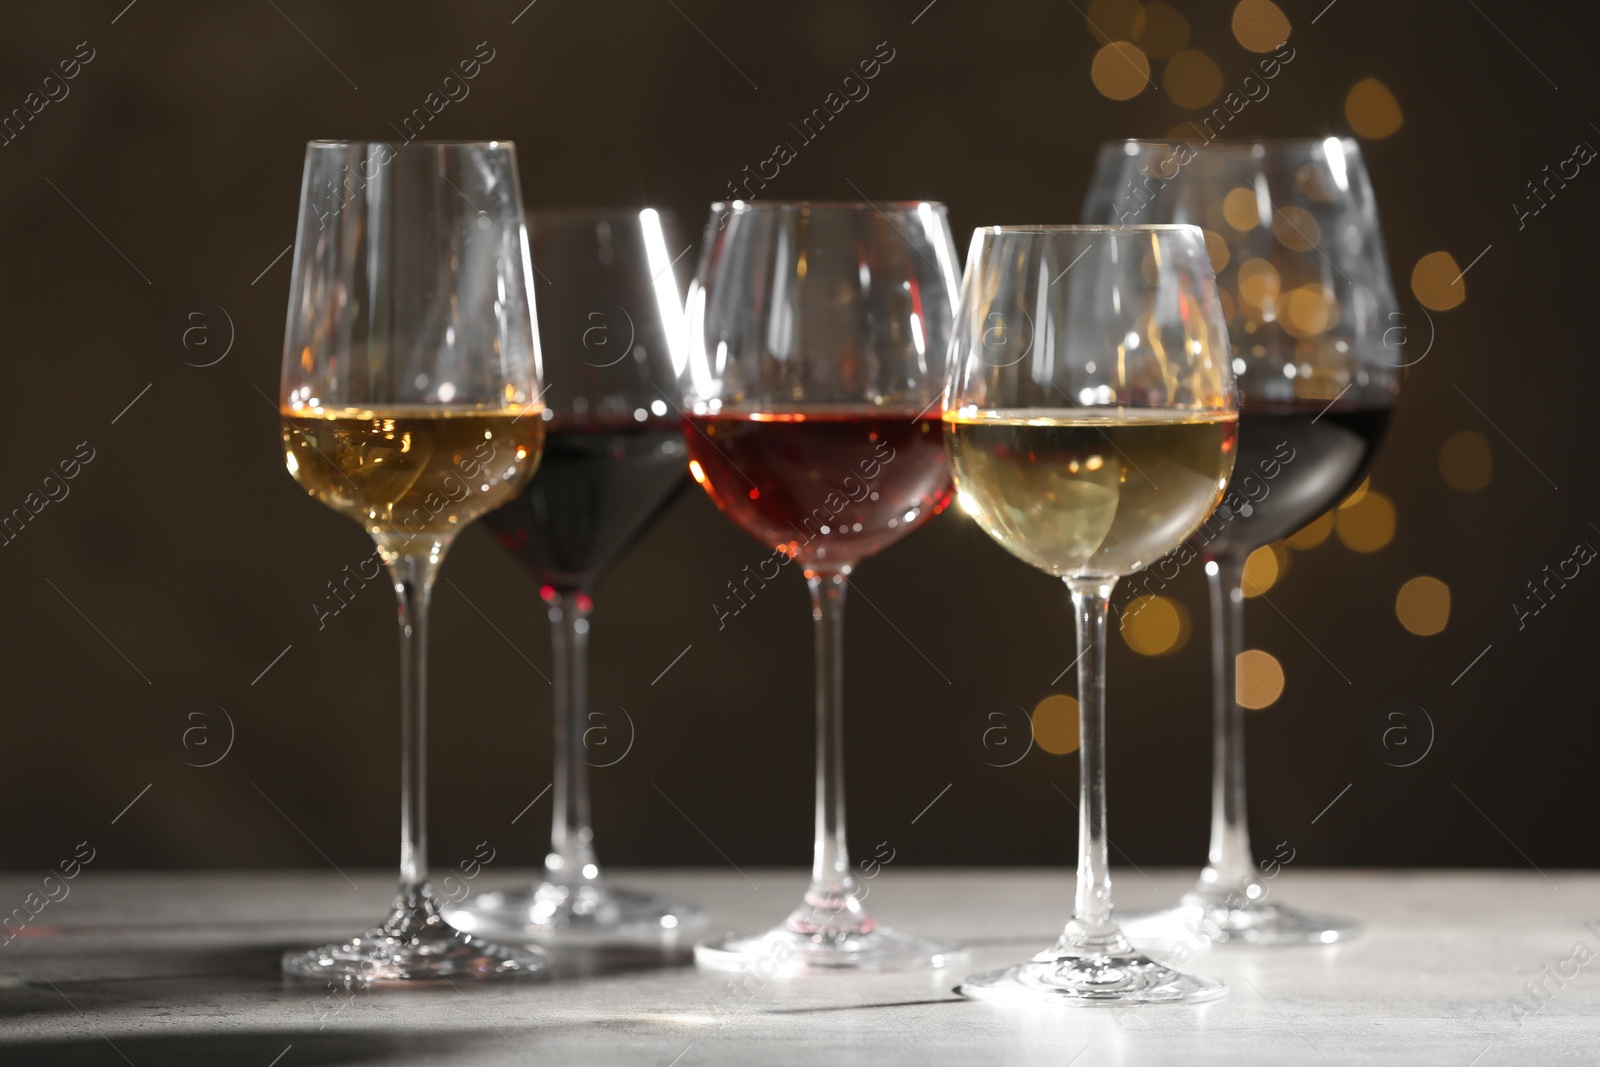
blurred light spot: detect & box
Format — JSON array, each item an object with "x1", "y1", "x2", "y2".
[
  {"x1": 1439, "y1": 430, "x2": 1492, "y2": 491},
  {"x1": 1136, "y1": 0, "x2": 1190, "y2": 58},
  {"x1": 1412, "y1": 251, "x2": 1467, "y2": 310},
  {"x1": 1237, "y1": 257, "x2": 1281, "y2": 309},
  {"x1": 1396, "y1": 576, "x2": 1451, "y2": 636},
  {"x1": 1202, "y1": 229, "x2": 1231, "y2": 272},
  {"x1": 1237, "y1": 649, "x2": 1285, "y2": 709},
  {"x1": 1341, "y1": 476, "x2": 1370, "y2": 508},
  {"x1": 688, "y1": 459, "x2": 706, "y2": 485},
  {"x1": 1335, "y1": 489, "x2": 1396, "y2": 552},
  {"x1": 1271, "y1": 205, "x2": 1321, "y2": 251},
  {"x1": 1121, "y1": 594, "x2": 1190, "y2": 656},
  {"x1": 1345, "y1": 77, "x2": 1403, "y2": 139},
  {"x1": 1281, "y1": 285, "x2": 1338, "y2": 338},
  {"x1": 1223, "y1": 186, "x2": 1261, "y2": 230},
  {"x1": 1286, "y1": 510, "x2": 1334, "y2": 549},
  {"x1": 1164, "y1": 49, "x2": 1223, "y2": 109},
  {"x1": 1241, "y1": 544, "x2": 1283, "y2": 597},
  {"x1": 1232, "y1": 0, "x2": 1291, "y2": 51},
  {"x1": 1092, "y1": 41, "x2": 1152, "y2": 101},
  {"x1": 1086, "y1": 0, "x2": 1148, "y2": 42},
  {"x1": 1032, "y1": 694, "x2": 1081, "y2": 755}
]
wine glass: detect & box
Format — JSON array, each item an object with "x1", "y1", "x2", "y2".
[
  {"x1": 947, "y1": 225, "x2": 1236, "y2": 1004},
  {"x1": 1084, "y1": 138, "x2": 1401, "y2": 945},
  {"x1": 683, "y1": 200, "x2": 964, "y2": 972},
  {"x1": 278, "y1": 140, "x2": 548, "y2": 980},
  {"x1": 443, "y1": 207, "x2": 706, "y2": 943}
]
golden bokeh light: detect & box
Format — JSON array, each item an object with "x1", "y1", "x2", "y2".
[
  {"x1": 1203, "y1": 229, "x2": 1231, "y2": 273},
  {"x1": 1136, "y1": 1, "x2": 1191, "y2": 58},
  {"x1": 1223, "y1": 186, "x2": 1261, "y2": 230},
  {"x1": 1237, "y1": 649, "x2": 1285, "y2": 709},
  {"x1": 1086, "y1": 0, "x2": 1147, "y2": 42},
  {"x1": 1412, "y1": 251, "x2": 1467, "y2": 311},
  {"x1": 1092, "y1": 41, "x2": 1152, "y2": 101},
  {"x1": 1237, "y1": 257, "x2": 1281, "y2": 309},
  {"x1": 1281, "y1": 285, "x2": 1338, "y2": 338},
  {"x1": 1121, "y1": 595, "x2": 1190, "y2": 656},
  {"x1": 1241, "y1": 544, "x2": 1287, "y2": 597},
  {"x1": 1335, "y1": 489, "x2": 1396, "y2": 552},
  {"x1": 1271, "y1": 205, "x2": 1321, "y2": 251},
  {"x1": 1164, "y1": 49, "x2": 1223, "y2": 109},
  {"x1": 1286, "y1": 510, "x2": 1334, "y2": 549},
  {"x1": 1439, "y1": 430, "x2": 1492, "y2": 491},
  {"x1": 1032, "y1": 694, "x2": 1081, "y2": 755},
  {"x1": 1232, "y1": 0, "x2": 1292, "y2": 52},
  {"x1": 1345, "y1": 77, "x2": 1403, "y2": 139},
  {"x1": 1341, "y1": 476, "x2": 1370, "y2": 508},
  {"x1": 1395, "y1": 576, "x2": 1451, "y2": 636}
]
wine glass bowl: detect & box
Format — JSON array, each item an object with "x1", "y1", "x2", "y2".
[
  {"x1": 277, "y1": 140, "x2": 548, "y2": 980},
  {"x1": 1084, "y1": 138, "x2": 1401, "y2": 946},
  {"x1": 684, "y1": 200, "x2": 964, "y2": 972},
  {"x1": 442, "y1": 207, "x2": 706, "y2": 944},
  {"x1": 947, "y1": 225, "x2": 1235, "y2": 1004}
]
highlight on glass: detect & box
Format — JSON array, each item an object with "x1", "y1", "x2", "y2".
[
  {"x1": 278, "y1": 140, "x2": 548, "y2": 980},
  {"x1": 683, "y1": 200, "x2": 964, "y2": 972},
  {"x1": 444, "y1": 207, "x2": 706, "y2": 943},
  {"x1": 946, "y1": 225, "x2": 1236, "y2": 1003},
  {"x1": 1084, "y1": 138, "x2": 1401, "y2": 946}
]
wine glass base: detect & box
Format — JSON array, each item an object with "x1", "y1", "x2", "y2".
[
  {"x1": 282, "y1": 918, "x2": 549, "y2": 981},
  {"x1": 443, "y1": 883, "x2": 707, "y2": 945},
  {"x1": 694, "y1": 925, "x2": 965, "y2": 974},
  {"x1": 959, "y1": 948, "x2": 1226, "y2": 1004},
  {"x1": 1120, "y1": 894, "x2": 1360, "y2": 947}
]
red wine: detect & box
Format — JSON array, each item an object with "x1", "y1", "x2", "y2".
[
  {"x1": 1195, "y1": 403, "x2": 1392, "y2": 559},
  {"x1": 486, "y1": 421, "x2": 688, "y2": 592},
  {"x1": 685, "y1": 409, "x2": 951, "y2": 568}
]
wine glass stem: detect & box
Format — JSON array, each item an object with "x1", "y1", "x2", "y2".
[
  {"x1": 1202, "y1": 555, "x2": 1258, "y2": 897},
  {"x1": 545, "y1": 591, "x2": 599, "y2": 885},
  {"x1": 797, "y1": 568, "x2": 862, "y2": 929},
  {"x1": 389, "y1": 549, "x2": 444, "y2": 906},
  {"x1": 1064, "y1": 577, "x2": 1124, "y2": 949}
]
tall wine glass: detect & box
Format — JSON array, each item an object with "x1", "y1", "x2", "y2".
[
  {"x1": 948, "y1": 225, "x2": 1236, "y2": 1004},
  {"x1": 444, "y1": 208, "x2": 706, "y2": 942},
  {"x1": 683, "y1": 200, "x2": 963, "y2": 972},
  {"x1": 1085, "y1": 139, "x2": 1401, "y2": 945},
  {"x1": 278, "y1": 140, "x2": 548, "y2": 980}
]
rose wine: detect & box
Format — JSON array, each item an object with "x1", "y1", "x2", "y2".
[
  {"x1": 1195, "y1": 402, "x2": 1392, "y2": 558},
  {"x1": 486, "y1": 421, "x2": 689, "y2": 592},
  {"x1": 281, "y1": 407, "x2": 544, "y2": 545},
  {"x1": 684, "y1": 408, "x2": 951, "y2": 567},
  {"x1": 945, "y1": 409, "x2": 1236, "y2": 577}
]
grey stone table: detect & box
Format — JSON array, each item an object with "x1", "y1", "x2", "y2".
[{"x1": 0, "y1": 868, "x2": 1593, "y2": 1065}]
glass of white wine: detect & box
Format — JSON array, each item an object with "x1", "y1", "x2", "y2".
[
  {"x1": 945, "y1": 225, "x2": 1237, "y2": 1004},
  {"x1": 278, "y1": 140, "x2": 548, "y2": 980}
]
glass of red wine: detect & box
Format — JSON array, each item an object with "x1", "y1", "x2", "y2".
[
  {"x1": 443, "y1": 208, "x2": 706, "y2": 943},
  {"x1": 684, "y1": 200, "x2": 964, "y2": 972},
  {"x1": 1083, "y1": 138, "x2": 1402, "y2": 945}
]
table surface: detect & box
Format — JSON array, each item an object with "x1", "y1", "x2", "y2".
[{"x1": 0, "y1": 867, "x2": 1592, "y2": 1065}]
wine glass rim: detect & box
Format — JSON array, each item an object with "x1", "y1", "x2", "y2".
[
  {"x1": 305, "y1": 138, "x2": 516, "y2": 149},
  {"x1": 978, "y1": 223, "x2": 1203, "y2": 234},
  {"x1": 711, "y1": 199, "x2": 945, "y2": 212},
  {"x1": 1103, "y1": 135, "x2": 1361, "y2": 151}
]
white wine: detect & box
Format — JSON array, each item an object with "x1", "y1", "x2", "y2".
[
  {"x1": 945, "y1": 408, "x2": 1236, "y2": 577},
  {"x1": 282, "y1": 406, "x2": 545, "y2": 550}
]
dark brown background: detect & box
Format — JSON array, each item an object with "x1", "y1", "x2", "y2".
[{"x1": 0, "y1": 0, "x2": 1592, "y2": 878}]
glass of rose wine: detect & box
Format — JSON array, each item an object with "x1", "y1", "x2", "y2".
[
  {"x1": 684, "y1": 200, "x2": 963, "y2": 972},
  {"x1": 444, "y1": 207, "x2": 706, "y2": 943},
  {"x1": 1084, "y1": 138, "x2": 1402, "y2": 945},
  {"x1": 278, "y1": 140, "x2": 548, "y2": 980},
  {"x1": 947, "y1": 225, "x2": 1236, "y2": 1004}
]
